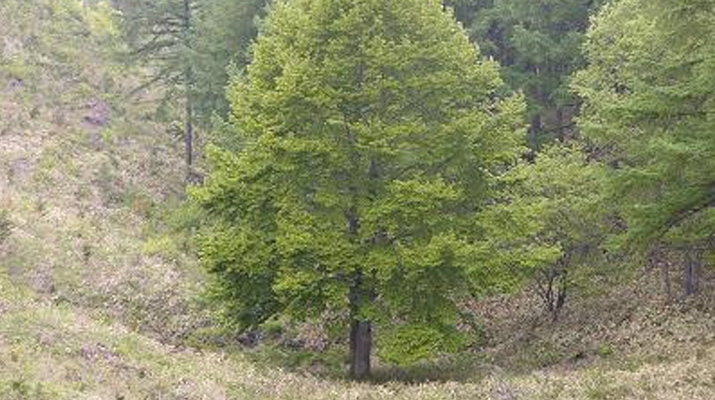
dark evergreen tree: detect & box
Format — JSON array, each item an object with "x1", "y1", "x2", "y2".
[
  {"x1": 449, "y1": 0, "x2": 605, "y2": 147},
  {"x1": 115, "y1": 0, "x2": 265, "y2": 173}
]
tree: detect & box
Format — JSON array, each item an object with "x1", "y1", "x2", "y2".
[
  {"x1": 116, "y1": 0, "x2": 198, "y2": 172},
  {"x1": 116, "y1": 0, "x2": 267, "y2": 173},
  {"x1": 573, "y1": 0, "x2": 715, "y2": 296},
  {"x1": 449, "y1": 0, "x2": 605, "y2": 147},
  {"x1": 502, "y1": 144, "x2": 608, "y2": 320},
  {"x1": 193, "y1": 0, "x2": 525, "y2": 379},
  {"x1": 190, "y1": 0, "x2": 267, "y2": 128}
]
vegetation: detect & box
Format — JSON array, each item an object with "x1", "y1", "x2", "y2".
[
  {"x1": 573, "y1": 0, "x2": 715, "y2": 298},
  {"x1": 193, "y1": 0, "x2": 526, "y2": 378},
  {"x1": 449, "y1": 0, "x2": 606, "y2": 146},
  {"x1": 1, "y1": 0, "x2": 714, "y2": 397},
  {"x1": 116, "y1": 0, "x2": 265, "y2": 171}
]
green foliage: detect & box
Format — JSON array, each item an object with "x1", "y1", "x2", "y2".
[
  {"x1": 378, "y1": 323, "x2": 468, "y2": 366},
  {"x1": 84, "y1": 1, "x2": 121, "y2": 39},
  {"x1": 191, "y1": 0, "x2": 267, "y2": 126},
  {"x1": 117, "y1": 0, "x2": 194, "y2": 87},
  {"x1": 142, "y1": 235, "x2": 181, "y2": 260},
  {"x1": 144, "y1": 198, "x2": 207, "y2": 258},
  {"x1": 473, "y1": 142, "x2": 613, "y2": 317},
  {"x1": 514, "y1": 144, "x2": 609, "y2": 271},
  {"x1": 452, "y1": 0, "x2": 606, "y2": 146},
  {"x1": 117, "y1": 0, "x2": 265, "y2": 127},
  {"x1": 573, "y1": 0, "x2": 715, "y2": 252},
  {"x1": 510, "y1": 144, "x2": 606, "y2": 244},
  {"x1": 194, "y1": 0, "x2": 526, "y2": 366}
]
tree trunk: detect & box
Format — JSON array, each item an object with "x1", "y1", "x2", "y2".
[
  {"x1": 662, "y1": 259, "x2": 672, "y2": 301},
  {"x1": 684, "y1": 250, "x2": 701, "y2": 297},
  {"x1": 182, "y1": 0, "x2": 194, "y2": 172},
  {"x1": 535, "y1": 256, "x2": 569, "y2": 323},
  {"x1": 185, "y1": 96, "x2": 194, "y2": 169},
  {"x1": 528, "y1": 113, "x2": 542, "y2": 148},
  {"x1": 650, "y1": 244, "x2": 673, "y2": 302},
  {"x1": 347, "y1": 258, "x2": 372, "y2": 380},
  {"x1": 553, "y1": 270, "x2": 567, "y2": 322},
  {"x1": 349, "y1": 319, "x2": 372, "y2": 380}
]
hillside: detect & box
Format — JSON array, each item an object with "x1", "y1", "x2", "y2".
[
  {"x1": 1, "y1": 269, "x2": 713, "y2": 399},
  {"x1": 0, "y1": 0, "x2": 203, "y2": 342},
  {"x1": 1, "y1": 1, "x2": 714, "y2": 399}
]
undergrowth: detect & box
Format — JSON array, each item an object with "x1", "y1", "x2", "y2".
[{"x1": 1, "y1": 1, "x2": 715, "y2": 399}]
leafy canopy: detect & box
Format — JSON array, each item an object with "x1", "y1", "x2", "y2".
[
  {"x1": 194, "y1": 0, "x2": 525, "y2": 364},
  {"x1": 450, "y1": 0, "x2": 606, "y2": 145},
  {"x1": 573, "y1": 0, "x2": 715, "y2": 250}
]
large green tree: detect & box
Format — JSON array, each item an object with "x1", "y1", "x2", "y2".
[
  {"x1": 194, "y1": 0, "x2": 525, "y2": 378},
  {"x1": 573, "y1": 0, "x2": 715, "y2": 294}
]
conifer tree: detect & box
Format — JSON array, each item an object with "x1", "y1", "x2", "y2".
[
  {"x1": 117, "y1": 0, "x2": 198, "y2": 171},
  {"x1": 573, "y1": 0, "x2": 715, "y2": 294},
  {"x1": 450, "y1": 0, "x2": 606, "y2": 147},
  {"x1": 194, "y1": 0, "x2": 525, "y2": 378},
  {"x1": 117, "y1": 0, "x2": 266, "y2": 172}
]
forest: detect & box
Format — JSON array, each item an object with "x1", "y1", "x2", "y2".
[{"x1": 0, "y1": 0, "x2": 713, "y2": 398}]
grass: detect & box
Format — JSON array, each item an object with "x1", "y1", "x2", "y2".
[
  {"x1": 2, "y1": 0, "x2": 715, "y2": 398},
  {"x1": 0, "y1": 0, "x2": 206, "y2": 344},
  {"x1": 1, "y1": 276, "x2": 714, "y2": 400}
]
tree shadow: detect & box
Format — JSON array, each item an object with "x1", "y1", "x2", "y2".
[{"x1": 364, "y1": 354, "x2": 494, "y2": 385}]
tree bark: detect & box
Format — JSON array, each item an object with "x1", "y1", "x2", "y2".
[
  {"x1": 185, "y1": 94, "x2": 194, "y2": 168},
  {"x1": 662, "y1": 258, "x2": 672, "y2": 301},
  {"x1": 349, "y1": 319, "x2": 372, "y2": 380},
  {"x1": 684, "y1": 250, "x2": 701, "y2": 297},
  {"x1": 182, "y1": 0, "x2": 194, "y2": 172},
  {"x1": 528, "y1": 113, "x2": 542, "y2": 147},
  {"x1": 347, "y1": 259, "x2": 372, "y2": 380}
]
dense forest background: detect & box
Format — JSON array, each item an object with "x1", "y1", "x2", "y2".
[{"x1": 0, "y1": 0, "x2": 713, "y2": 398}]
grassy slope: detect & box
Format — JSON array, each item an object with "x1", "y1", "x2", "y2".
[
  {"x1": 1, "y1": 264, "x2": 714, "y2": 400},
  {"x1": 0, "y1": 0, "x2": 203, "y2": 342},
  {"x1": 0, "y1": 1, "x2": 714, "y2": 399}
]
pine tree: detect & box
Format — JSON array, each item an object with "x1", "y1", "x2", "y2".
[
  {"x1": 116, "y1": 0, "x2": 198, "y2": 171},
  {"x1": 450, "y1": 0, "x2": 606, "y2": 147},
  {"x1": 193, "y1": 0, "x2": 525, "y2": 379},
  {"x1": 573, "y1": 0, "x2": 715, "y2": 294}
]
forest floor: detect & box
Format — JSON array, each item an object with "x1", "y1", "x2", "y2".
[{"x1": 1, "y1": 1, "x2": 714, "y2": 399}]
